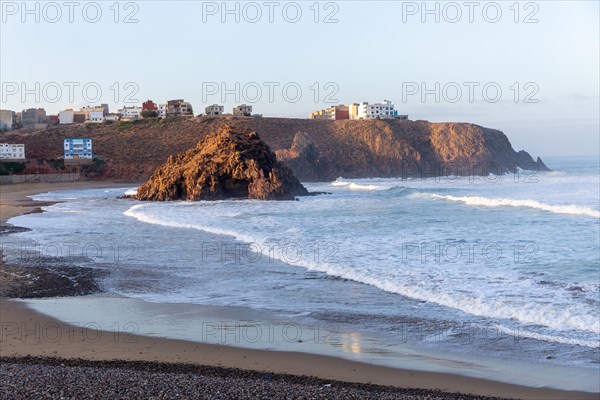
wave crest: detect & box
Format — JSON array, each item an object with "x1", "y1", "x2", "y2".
[{"x1": 428, "y1": 194, "x2": 600, "y2": 218}]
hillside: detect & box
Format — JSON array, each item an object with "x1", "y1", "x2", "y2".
[{"x1": 0, "y1": 116, "x2": 549, "y2": 182}]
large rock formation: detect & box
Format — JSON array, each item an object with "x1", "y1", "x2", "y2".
[{"x1": 134, "y1": 126, "x2": 309, "y2": 201}]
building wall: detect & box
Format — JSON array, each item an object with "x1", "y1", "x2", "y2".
[
  {"x1": 0, "y1": 173, "x2": 81, "y2": 185},
  {"x1": 59, "y1": 110, "x2": 74, "y2": 124},
  {"x1": 335, "y1": 109, "x2": 349, "y2": 120},
  {"x1": 21, "y1": 108, "x2": 46, "y2": 128},
  {"x1": 0, "y1": 110, "x2": 14, "y2": 130},
  {"x1": 73, "y1": 113, "x2": 87, "y2": 123},
  {"x1": 347, "y1": 104, "x2": 358, "y2": 120}
]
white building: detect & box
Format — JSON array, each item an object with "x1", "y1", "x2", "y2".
[
  {"x1": 356, "y1": 100, "x2": 397, "y2": 120},
  {"x1": 80, "y1": 106, "x2": 105, "y2": 119},
  {"x1": 0, "y1": 143, "x2": 25, "y2": 160},
  {"x1": 59, "y1": 109, "x2": 75, "y2": 124},
  {"x1": 118, "y1": 106, "x2": 142, "y2": 120},
  {"x1": 104, "y1": 113, "x2": 120, "y2": 122},
  {"x1": 89, "y1": 111, "x2": 105, "y2": 123},
  {"x1": 205, "y1": 104, "x2": 224, "y2": 116},
  {"x1": 233, "y1": 104, "x2": 252, "y2": 116},
  {"x1": 158, "y1": 104, "x2": 166, "y2": 118},
  {"x1": 64, "y1": 138, "x2": 93, "y2": 160}
]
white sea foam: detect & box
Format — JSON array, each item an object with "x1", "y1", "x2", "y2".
[
  {"x1": 124, "y1": 197, "x2": 600, "y2": 344},
  {"x1": 427, "y1": 194, "x2": 600, "y2": 218},
  {"x1": 494, "y1": 325, "x2": 600, "y2": 349},
  {"x1": 331, "y1": 180, "x2": 383, "y2": 191}
]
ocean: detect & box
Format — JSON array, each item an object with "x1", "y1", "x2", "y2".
[{"x1": 4, "y1": 156, "x2": 599, "y2": 390}]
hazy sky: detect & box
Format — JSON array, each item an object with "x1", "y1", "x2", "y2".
[{"x1": 1, "y1": 0, "x2": 598, "y2": 157}]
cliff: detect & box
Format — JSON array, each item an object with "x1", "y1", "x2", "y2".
[
  {"x1": 134, "y1": 126, "x2": 308, "y2": 201},
  {"x1": 0, "y1": 117, "x2": 549, "y2": 182}
]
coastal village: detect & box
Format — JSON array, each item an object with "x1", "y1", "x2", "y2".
[{"x1": 0, "y1": 99, "x2": 407, "y2": 162}]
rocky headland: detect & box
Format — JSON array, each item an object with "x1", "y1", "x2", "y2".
[
  {"x1": 134, "y1": 126, "x2": 309, "y2": 201},
  {"x1": 0, "y1": 116, "x2": 549, "y2": 182}
]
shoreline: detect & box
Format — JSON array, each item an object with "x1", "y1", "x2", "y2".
[{"x1": 0, "y1": 181, "x2": 597, "y2": 400}]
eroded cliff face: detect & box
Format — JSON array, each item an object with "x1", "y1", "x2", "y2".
[
  {"x1": 276, "y1": 121, "x2": 549, "y2": 181},
  {"x1": 134, "y1": 126, "x2": 309, "y2": 201},
  {"x1": 2, "y1": 117, "x2": 549, "y2": 182}
]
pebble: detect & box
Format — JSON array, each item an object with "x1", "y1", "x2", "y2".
[{"x1": 0, "y1": 356, "x2": 510, "y2": 400}]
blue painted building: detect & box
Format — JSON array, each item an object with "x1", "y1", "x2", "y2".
[{"x1": 64, "y1": 138, "x2": 93, "y2": 160}]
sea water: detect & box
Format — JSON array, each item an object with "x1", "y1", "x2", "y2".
[{"x1": 5, "y1": 156, "x2": 599, "y2": 389}]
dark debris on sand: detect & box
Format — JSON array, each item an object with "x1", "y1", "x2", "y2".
[
  {"x1": 0, "y1": 223, "x2": 104, "y2": 298},
  {"x1": 0, "y1": 356, "x2": 513, "y2": 400}
]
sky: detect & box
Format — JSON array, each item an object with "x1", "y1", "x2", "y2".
[{"x1": 1, "y1": 0, "x2": 599, "y2": 157}]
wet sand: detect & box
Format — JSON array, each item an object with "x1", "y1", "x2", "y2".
[{"x1": 0, "y1": 181, "x2": 596, "y2": 399}]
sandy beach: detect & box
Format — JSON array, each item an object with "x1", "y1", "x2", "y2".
[{"x1": 0, "y1": 181, "x2": 596, "y2": 400}]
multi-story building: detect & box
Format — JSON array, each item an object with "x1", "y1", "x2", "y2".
[
  {"x1": 166, "y1": 99, "x2": 194, "y2": 117},
  {"x1": 64, "y1": 138, "x2": 93, "y2": 160},
  {"x1": 142, "y1": 100, "x2": 158, "y2": 111},
  {"x1": 309, "y1": 105, "x2": 349, "y2": 120},
  {"x1": 309, "y1": 108, "x2": 332, "y2": 120},
  {"x1": 0, "y1": 110, "x2": 15, "y2": 131},
  {"x1": 233, "y1": 104, "x2": 252, "y2": 116},
  {"x1": 21, "y1": 108, "x2": 47, "y2": 128},
  {"x1": 0, "y1": 143, "x2": 25, "y2": 160},
  {"x1": 205, "y1": 104, "x2": 224, "y2": 116},
  {"x1": 80, "y1": 106, "x2": 105, "y2": 119},
  {"x1": 356, "y1": 100, "x2": 397, "y2": 120},
  {"x1": 59, "y1": 109, "x2": 74, "y2": 124},
  {"x1": 158, "y1": 104, "x2": 166, "y2": 118},
  {"x1": 89, "y1": 111, "x2": 105, "y2": 123},
  {"x1": 118, "y1": 106, "x2": 142, "y2": 120},
  {"x1": 348, "y1": 103, "x2": 359, "y2": 120}
]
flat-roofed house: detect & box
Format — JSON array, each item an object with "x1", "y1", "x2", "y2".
[
  {"x1": 205, "y1": 104, "x2": 224, "y2": 116},
  {"x1": 233, "y1": 104, "x2": 252, "y2": 116},
  {"x1": 0, "y1": 143, "x2": 25, "y2": 160}
]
